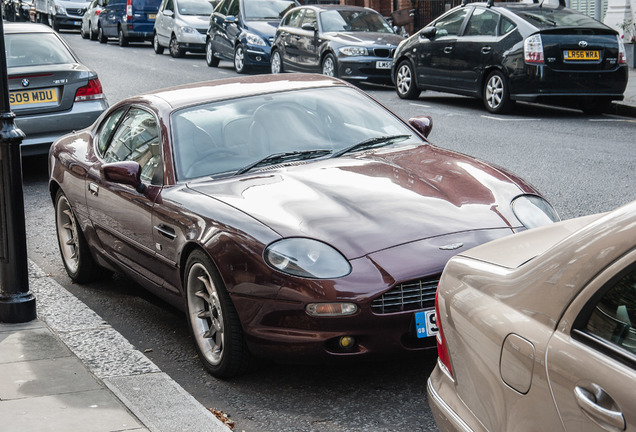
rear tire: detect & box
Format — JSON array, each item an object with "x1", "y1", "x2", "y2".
[
  {"x1": 90, "y1": 26, "x2": 98, "y2": 41},
  {"x1": 80, "y1": 23, "x2": 89, "y2": 39},
  {"x1": 483, "y1": 70, "x2": 514, "y2": 114},
  {"x1": 98, "y1": 25, "x2": 107, "y2": 43},
  {"x1": 153, "y1": 33, "x2": 164, "y2": 54},
  {"x1": 118, "y1": 26, "x2": 129, "y2": 47},
  {"x1": 395, "y1": 60, "x2": 421, "y2": 100},
  {"x1": 205, "y1": 38, "x2": 220, "y2": 67}
]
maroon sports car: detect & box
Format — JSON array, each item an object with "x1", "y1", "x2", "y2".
[{"x1": 49, "y1": 74, "x2": 559, "y2": 377}]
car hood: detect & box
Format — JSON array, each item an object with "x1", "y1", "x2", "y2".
[
  {"x1": 325, "y1": 31, "x2": 404, "y2": 47},
  {"x1": 244, "y1": 19, "x2": 280, "y2": 38},
  {"x1": 179, "y1": 15, "x2": 209, "y2": 29},
  {"x1": 187, "y1": 145, "x2": 528, "y2": 258}
]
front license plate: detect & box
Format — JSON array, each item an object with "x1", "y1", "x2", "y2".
[
  {"x1": 415, "y1": 309, "x2": 439, "y2": 339},
  {"x1": 148, "y1": 13, "x2": 156, "y2": 19},
  {"x1": 563, "y1": 50, "x2": 600, "y2": 61},
  {"x1": 9, "y1": 88, "x2": 58, "y2": 107},
  {"x1": 376, "y1": 60, "x2": 393, "y2": 69}
]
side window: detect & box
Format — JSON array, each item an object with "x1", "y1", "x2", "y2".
[
  {"x1": 464, "y1": 8, "x2": 499, "y2": 37},
  {"x1": 285, "y1": 8, "x2": 303, "y2": 28},
  {"x1": 301, "y1": 8, "x2": 316, "y2": 28},
  {"x1": 97, "y1": 108, "x2": 126, "y2": 155},
  {"x1": 165, "y1": 0, "x2": 173, "y2": 12},
  {"x1": 215, "y1": 0, "x2": 228, "y2": 15},
  {"x1": 499, "y1": 16, "x2": 516, "y2": 35},
  {"x1": 584, "y1": 268, "x2": 636, "y2": 355},
  {"x1": 103, "y1": 108, "x2": 163, "y2": 185},
  {"x1": 434, "y1": 8, "x2": 469, "y2": 37},
  {"x1": 227, "y1": 0, "x2": 239, "y2": 17}
]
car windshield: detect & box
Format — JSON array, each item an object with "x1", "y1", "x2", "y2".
[
  {"x1": 171, "y1": 86, "x2": 422, "y2": 180},
  {"x1": 243, "y1": 0, "x2": 296, "y2": 20},
  {"x1": 5, "y1": 33, "x2": 76, "y2": 67},
  {"x1": 320, "y1": 9, "x2": 394, "y2": 33},
  {"x1": 178, "y1": 0, "x2": 213, "y2": 15},
  {"x1": 512, "y1": 6, "x2": 605, "y2": 29}
]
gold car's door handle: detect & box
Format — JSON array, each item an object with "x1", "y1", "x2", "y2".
[
  {"x1": 573, "y1": 385, "x2": 625, "y2": 431},
  {"x1": 88, "y1": 182, "x2": 99, "y2": 196}
]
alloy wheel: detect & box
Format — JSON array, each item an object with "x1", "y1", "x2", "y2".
[{"x1": 56, "y1": 194, "x2": 81, "y2": 275}]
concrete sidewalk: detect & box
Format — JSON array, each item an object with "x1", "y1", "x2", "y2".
[
  {"x1": 0, "y1": 262, "x2": 229, "y2": 432},
  {"x1": 612, "y1": 67, "x2": 636, "y2": 117}
]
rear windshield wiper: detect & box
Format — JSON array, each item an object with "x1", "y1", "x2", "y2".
[
  {"x1": 234, "y1": 149, "x2": 332, "y2": 175},
  {"x1": 331, "y1": 135, "x2": 411, "y2": 158}
]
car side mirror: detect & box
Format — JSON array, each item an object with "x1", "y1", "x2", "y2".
[
  {"x1": 164, "y1": 9, "x2": 173, "y2": 17},
  {"x1": 420, "y1": 26, "x2": 437, "y2": 39},
  {"x1": 408, "y1": 115, "x2": 433, "y2": 138},
  {"x1": 301, "y1": 22, "x2": 316, "y2": 32},
  {"x1": 102, "y1": 161, "x2": 146, "y2": 193}
]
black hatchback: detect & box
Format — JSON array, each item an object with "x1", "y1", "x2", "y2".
[{"x1": 392, "y1": 0, "x2": 629, "y2": 114}]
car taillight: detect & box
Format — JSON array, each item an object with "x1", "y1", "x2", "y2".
[
  {"x1": 126, "y1": 0, "x2": 132, "y2": 20},
  {"x1": 618, "y1": 36, "x2": 627, "y2": 64},
  {"x1": 74, "y1": 78, "x2": 104, "y2": 102},
  {"x1": 524, "y1": 34, "x2": 544, "y2": 64},
  {"x1": 95, "y1": 9, "x2": 100, "y2": 15},
  {"x1": 435, "y1": 290, "x2": 453, "y2": 378}
]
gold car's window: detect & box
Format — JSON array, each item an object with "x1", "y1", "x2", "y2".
[
  {"x1": 434, "y1": 8, "x2": 469, "y2": 37},
  {"x1": 585, "y1": 269, "x2": 636, "y2": 355},
  {"x1": 103, "y1": 108, "x2": 163, "y2": 184}
]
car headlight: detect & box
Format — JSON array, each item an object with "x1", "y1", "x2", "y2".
[
  {"x1": 264, "y1": 238, "x2": 351, "y2": 279},
  {"x1": 339, "y1": 46, "x2": 368, "y2": 56},
  {"x1": 245, "y1": 32, "x2": 266, "y2": 46},
  {"x1": 512, "y1": 195, "x2": 560, "y2": 229},
  {"x1": 179, "y1": 26, "x2": 196, "y2": 34}
]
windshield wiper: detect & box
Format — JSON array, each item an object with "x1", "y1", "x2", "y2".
[
  {"x1": 234, "y1": 149, "x2": 332, "y2": 176},
  {"x1": 331, "y1": 135, "x2": 411, "y2": 158}
]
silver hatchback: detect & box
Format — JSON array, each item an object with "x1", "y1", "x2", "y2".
[{"x1": 5, "y1": 23, "x2": 108, "y2": 156}]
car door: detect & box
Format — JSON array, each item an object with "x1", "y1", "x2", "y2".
[
  {"x1": 296, "y1": 8, "x2": 319, "y2": 70},
  {"x1": 85, "y1": 106, "x2": 165, "y2": 287},
  {"x1": 100, "y1": 0, "x2": 123, "y2": 37},
  {"x1": 451, "y1": 7, "x2": 499, "y2": 93},
  {"x1": 415, "y1": 7, "x2": 469, "y2": 89},
  {"x1": 210, "y1": 0, "x2": 239, "y2": 58},
  {"x1": 277, "y1": 7, "x2": 304, "y2": 70},
  {"x1": 546, "y1": 252, "x2": 636, "y2": 432},
  {"x1": 155, "y1": 0, "x2": 174, "y2": 46}
]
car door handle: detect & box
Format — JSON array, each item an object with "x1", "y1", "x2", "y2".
[
  {"x1": 444, "y1": 46, "x2": 453, "y2": 54},
  {"x1": 88, "y1": 182, "x2": 99, "y2": 196},
  {"x1": 481, "y1": 46, "x2": 491, "y2": 54},
  {"x1": 573, "y1": 385, "x2": 625, "y2": 431},
  {"x1": 154, "y1": 224, "x2": 177, "y2": 240}
]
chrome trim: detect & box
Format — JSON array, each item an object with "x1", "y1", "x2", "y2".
[{"x1": 427, "y1": 378, "x2": 475, "y2": 432}]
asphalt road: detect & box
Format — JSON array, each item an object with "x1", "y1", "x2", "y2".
[{"x1": 21, "y1": 29, "x2": 636, "y2": 432}]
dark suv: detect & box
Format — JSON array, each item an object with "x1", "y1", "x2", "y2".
[
  {"x1": 205, "y1": 0, "x2": 298, "y2": 73},
  {"x1": 392, "y1": 0, "x2": 628, "y2": 114},
  {"x1": 97, "y1": 0, "x2": 162, "y2": 46}
]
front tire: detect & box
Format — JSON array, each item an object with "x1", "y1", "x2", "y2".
[
  {"x1": 321, "y1": 53, "x2": 337, "y2": 77},
  {"x1": 234, "y1": 44, "x2": 248, "y2": 74},
  {"x1": 270, "y1": 49, "x2": 283, "y2": 74},
  {"x1": 395, "y1": 60, "x2": 421, "y2": 100},
  {"x1": 153, "y1": 33, "x2": 164, "y2": 54},
  {"x1": 169, "y1": 35, "x2": 184, "y2": 58},
  {"x1": 483, "y1": 70, "x2": 513, "y2": 114},
  {"x1": 98, "y1": 25, "x2": 107, "y2": 43},
  {"x1": 55, "y1": 190, "x2": 99, "y2": 283},
  {"x1": 184, "y1": 250, "x2": 250, "y2": 378},
  {"x1": 205, "y1": 38, "x2": 220, "y2": 67}
]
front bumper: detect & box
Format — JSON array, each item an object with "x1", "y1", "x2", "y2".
[
  {"x1": 244, "y1": 45, "x2": 271, "y2": 67},
  {"x1": 55, "y1": 14, "x2": 84, "y2": 28},
  {"x1": 337, "y1": 55, "x2": 395, "y2": 83}
]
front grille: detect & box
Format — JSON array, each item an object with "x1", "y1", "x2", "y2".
[
  {"x1": 373, "y1": 48, "x2": 394, "y2": 58},
  {"x1": 371, "y1": 277, "x2": 439, "y2": 314},
  {"x1": 197, "y1": 28, "x2": 206, "y2": 34}
]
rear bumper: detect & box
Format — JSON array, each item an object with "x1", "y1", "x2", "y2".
[
  {"x1": 427, "y1": 364, "x2": 481, "y2": 432},
  {"x1": 509, "y1": 64, "x2": 628, "y2": 101}
]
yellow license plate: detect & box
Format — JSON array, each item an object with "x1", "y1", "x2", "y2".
[
  {"x1": 564, "y1": 50, "x2": 600, "y2": 61},
  {"x1": 148, "y1": 13, "x2": 156, "y2": 19},
  {"x1": 9, "y1": 88, "x2": 58, "y2": 106}
]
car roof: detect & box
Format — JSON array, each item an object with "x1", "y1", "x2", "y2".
[
  {"x1": 290, "y1": 4, "x2": 378, "y2": 13},
  {"x1": 139, "y1": 73, "x2": 351, "y2": 110},
  {"x1": 3, "y1": 23, "x2": 56, "y2": 34}
]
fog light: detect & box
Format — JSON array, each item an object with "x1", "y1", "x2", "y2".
[
  {"x1": 256, "y1": 56, "x2": 262, "y2": 61},
  {"x1": 306, "y1": 302, "x2": 357, "y2": 317},
  {"x1": 345, "y1": 68, "x2": 352, "y2": 75},
  {"x1": 339, "y1": 336, "x2": 355, "y2": 348}
]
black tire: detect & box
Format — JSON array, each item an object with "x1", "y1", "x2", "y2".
[
  {"x1": 234, "y1": 44, "x2": 249, "y2": 74},
  {"x1": 52, "y1": 17, "x2": 60, "y2": 32},
  {"x1": 98, "y1": 25, "x2": 107, "y2": 43},
  {"x1": 118, "y1": 26, "x2": 129, "y2": 47},
  {"x1": 54, "y1": 190, "x2": 99, "y2": 283},
  {"x1": 321, "y1": 53, "x2": 337, "y2": 78},
  {"x1": 205, "y1": 38, "x2": 219, "y2": 67},
  {"x1": 153, "y1": 33, "x2": 164, "y2": 54},
  {"x1": 483, "y1": 70, "x2": 514, "y2": 114},
  {"x1": 395, "y1": 60, "x2": 421, "y2": 100},
  {"x1": 580, "y1": 97, "x2": 612, "y2": 115},
  {"x1": 270, "y1": 49, "x2": 283, "y2": 74},
  {"x1": 169, "y1": 35, "x2": 184, "y2": 58},
  {"x1": 90, "y1": 26, "x2": 98, "y2": 41},
  {"x1": 80, "y1": 23, "x2": 89, "y2": 39},
  {"x1": 184, "y1": 250, "x2": 250, "y2": 378}
]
